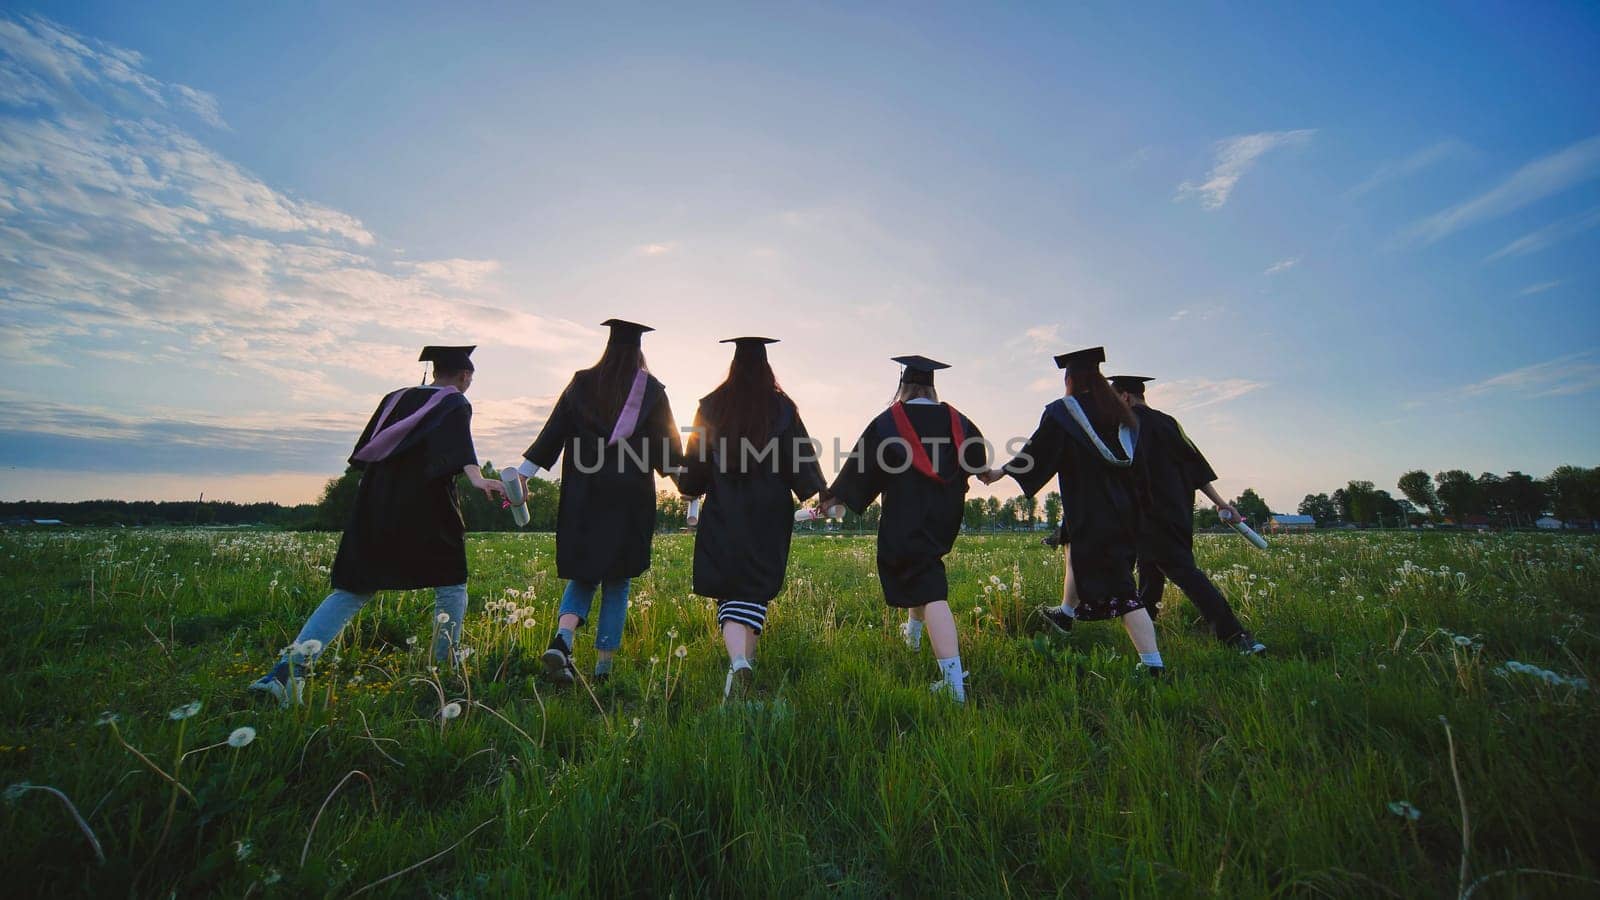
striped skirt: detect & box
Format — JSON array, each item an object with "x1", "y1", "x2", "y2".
[{"x1": 716, "y1": 599, "x2": 769, "y2": 634}]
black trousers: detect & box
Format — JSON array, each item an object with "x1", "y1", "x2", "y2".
[{"x1": 1137, "y1": 557, "x2": 1243, "y2": 640}]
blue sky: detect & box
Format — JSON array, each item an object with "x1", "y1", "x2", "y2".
[{"x1": 1, "y1": 3, "x2": 1597, "y2": 511}]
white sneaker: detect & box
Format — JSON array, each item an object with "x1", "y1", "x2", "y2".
[
  {"x1": 247, "y1": 668, "x2": 304, "y2": 707},
  {"x1": 928, "y1": 676, "x2": 967, "y2": 704}
]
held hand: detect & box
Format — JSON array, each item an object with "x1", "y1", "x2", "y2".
[
  {"x1": 977, "y1": 469, "x2": 1006, "y2": 486},
  {"x1": 1217, "y1": 503, "x2": 1242, "y2": 524},
  {"x1": 476, "y1": 477, "x2": 506, "y2": 501}
]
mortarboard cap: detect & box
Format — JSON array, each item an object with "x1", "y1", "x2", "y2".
[
  {"x1": 602, "y1": 318, "x2": 654, "y2": 347},
  {"x1": 1108, "y1": 375, "x2": 1153, "y2": 395},
  {"x1": 1053, "y1": 346, "x2": 1106, "y2": 372},
  {"x1": 721, "y1": 336, "x2": 778, "y2": 362},
  {"x1": 892, "y1": 354, "x2": 950, "y2": 386},
  {"x1": 418, "y1": 345, "x2": 475, "y2": 372}
]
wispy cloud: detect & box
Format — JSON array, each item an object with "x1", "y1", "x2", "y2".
[
  {"x1": 1402, "y1": 134, "x2": 1600, "y2": 245},
  {"x1": 0, "y1": 13, "x2": 594, "y2": 402},
  {"x1": 1168, "y1": 304, "x2": 1226, "y2": 323},
  {"x1": 1485, "y1": 205, "x2": 1600, "y2": 262},
  {"x1": 1007, "y1": 324, "x2": 1062, "y2": 352},
  {"x1": 1347, "y1": 139, "x2": 1469, "y2": 198},
  {"x1": 637, "y1": 242, "x2": 675, "y2": 256},
  {"x1": 1518, "y1": 280, "x2": 1564, "y2": 296},
  {"x1": 1458, "y1": 352, "x2": 1600, "y2": 399},
  {"x1": 1176, "y1": 129, "x2": 1315, "y2": 209},
  {"x1": 1263, "y1": 257, "x2": 1300, "y2": 275},
  {"x1": 1148, "y1": 378, "x2": 1265, "y2": 410}
]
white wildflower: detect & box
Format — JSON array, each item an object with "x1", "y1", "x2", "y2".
[{"x1": 1386, "y1": 800, "x2": 1421, "y2": 821}]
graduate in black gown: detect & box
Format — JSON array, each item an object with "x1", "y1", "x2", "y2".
[
  {"x1": 249, "y1": 346, "x2": 505, "y2": 705},
  {"x1": 819, "y1": 356, "x2": 988, "y2": 703},
  {"x1": 1110, "y1": 375, "x2": 1266, "y2": 655},
  {"x1": 677, "y1": 337, "x2": 826, "y2": 699},
  {"x1": 516, "y1": 320, "x2": 684, "y2": 684},
  {"x1": 981, "y1": 347, "x2": 1168, "y2": 676}
]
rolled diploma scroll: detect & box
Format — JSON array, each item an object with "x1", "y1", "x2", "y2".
[
  {"x1": 500, "y1": 467, "x2": 530, "y2": 528},
  {"x1": 794, "y1": 504, "x2": 846, "y2": 522},
  {"x1": 1219, "y1": 508, "x2": 1269, "y2": 550},
  {"x1": 686, "y1": 498, "x2": 701, "y2": 527}
]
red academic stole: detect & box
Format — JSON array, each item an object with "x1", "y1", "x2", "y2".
[{"x1": 889, "y1": 402, "x2": 966, "y2": 483}]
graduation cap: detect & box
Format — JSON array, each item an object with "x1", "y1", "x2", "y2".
[
  {"x1": 602, "y1": 318, "x2": 654, "y2": 347},
  {"x1": 1053, "y1": 346, "x2": 1106, "y2": 373},
  {"x1": 892, "y1": 355, "x2": 950, "y2": 386},
  {"x1": 418, "y1": 345, "x2": 475, "y2": 372},
  {"x1": 1109, "y1": 375, "x2": 1153, "y2": 395},
  {"x1": 720, "y1": 336, "x2": 778, "y2": 362}
]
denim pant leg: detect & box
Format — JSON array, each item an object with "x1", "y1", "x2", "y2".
[
  {"x1": 287, "y1": 588, "x2": 372, "y2": 667},
  {"x1": 432, "y1": 583, "x2": 468, "y2": 662},
  {"x1": 592, "y1": 578, "x2": 631, "y2": 651},
  {"x1": 558, "y1": 579, "x2": 599, "y2": 625}
]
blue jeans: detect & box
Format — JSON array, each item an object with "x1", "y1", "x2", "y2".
[
  {"x1": 559, "y1": 578, "x2": 631, "y2": 650},
  {"x1": 282, "y1": 584, "x2": 468, "y2": 667}
]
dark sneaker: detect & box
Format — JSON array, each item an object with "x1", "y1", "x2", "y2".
[
  {"x1": 247, "y1": 661, "x2": 304, "y2": 707},
  {"x1": 541, "y1": 634, "x2": 575, "y2": 684},
  {"x1": 1038, "y1": 605, "x2": 1075, "y2": 635},
  {"x1": 1226, "y1": 631, "x2": 1267, "y2": 655},
  {"x1": 592, "y1": 670, "x2": 611, "y2": 686},
  {"x1": 1142, "y1": 664, "x2": 1166, "y2": 680}
]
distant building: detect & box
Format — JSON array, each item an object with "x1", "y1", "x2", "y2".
[
  {"x1": 1268, "y1": 514, "x2": 1316, "y2": 533},
  {"x1": 1536, "y1": 516, "x2": 1564, "y2": 530}
]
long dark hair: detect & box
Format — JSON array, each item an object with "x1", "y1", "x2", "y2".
[
  {"x1": 701, "y1": 352, "x2": 783, "y2": 445},
  {"x1": 1067, "y1": 367, "x2": 1138, "y2": 441},
  {"x1": 577, "y1": 343, "x2": 647, "y2": 424}
]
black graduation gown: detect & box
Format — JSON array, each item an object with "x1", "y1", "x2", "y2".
[
  {"x1": 524, "y1": 372, "x2": 683, "y2": 582},
  {"x1": 330, "y1": 387, "x2": 478, "y2": 593},
  {"x1": 678, "y1": 395, "x2": 826, "y2": 602},
  {"x1": 1004, "y1": 399, "x2": 1144, "y2": 619},
  {"x1": 1133, "y1": 405, "x2": 1218, "y2": 568},
  {"x1": 827, "y1": 402, "x2": 986, "y2": 609}
]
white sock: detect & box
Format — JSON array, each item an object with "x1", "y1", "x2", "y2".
[
  {"x1": 1056, "y1": 604, "x2": 1078, "y2": 617},
  {"x1": 730, "y1": 655, "x2": 751, "y2": 672},
  {"x1": 937, "y1": 655, "x2": 966, "y2": 701},
  {"x1": 902, "y1": 618, "x2": 924, "y2": 650},
  {"x1": 1139, "y1": 651, "x2": 1164, "y2": 668}
]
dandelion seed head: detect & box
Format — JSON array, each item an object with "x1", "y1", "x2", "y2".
[
  {"x1": 441, "y1": 702, "x2": 462, "y2": 720},
  {"x1": 228, "y1": 726, "x2": 256, "y2": 748},
  {"x1": 4, "y1": 782, "x2": 29, "y2": 802},
  {"x1": 436, "y1": 612, "x2": 451, "y2": 624},
  {"x1": 168, "y1": 700, "x2": 202, "y2": 721},
  {"x1": 674, "y1": 645, "x2": 687, "y2": 659},
  {"x1": 95, "y1": 711, "x2": 119, "y2": 726},
  {"x1": 1386, "y1": 800, "x2": 1422, "y2": 821}
]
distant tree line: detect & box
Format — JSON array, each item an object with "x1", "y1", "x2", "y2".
[
  {"x1": 1291, "y1": 465, "x2": 1600, "y2": 529},
  {"x1": 0, "y1": 499, "x2": 316, "y2": 528},
  {"x1": 13, "y1": 464, "x2": 1593, "y2": 533}
]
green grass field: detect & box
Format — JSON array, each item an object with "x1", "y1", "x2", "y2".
[{"x1": 2, "y1": 529, "x2": 1596, "y2": 897}]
